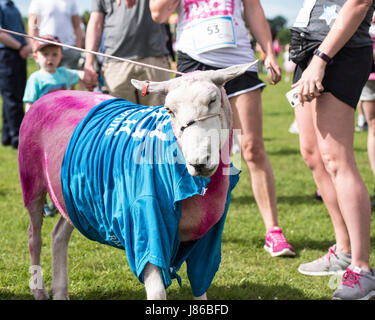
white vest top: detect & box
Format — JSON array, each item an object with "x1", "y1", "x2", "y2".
[{"x1": 176, "y1": 0, "x2": 257, "y2": 71}]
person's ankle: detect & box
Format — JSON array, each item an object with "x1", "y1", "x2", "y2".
[
  {"x1": 336, "y1": 244, "x2": 351, "y2": 256},
  {"x1": 351, "y1": 261, "x2": 371, "y2": 273},
  {"x1": 265, "y1": 225, "x2": 279, "y2": 233}
]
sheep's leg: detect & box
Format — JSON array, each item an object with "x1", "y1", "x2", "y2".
[
  {"x1": 194, "y1": 292, "x2": 207, "y2": 300},
  {"x1": 144, "y1": 263, "x2": 166, "y2": 300},
  {"x1": 51, "y1": 216, "x2": 74, "y2": 300},
  {"x1": 27, "y1": 196, "x2": 49, "y2": 300}
]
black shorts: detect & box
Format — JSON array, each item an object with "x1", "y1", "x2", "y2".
[
  {"x1": 177, "y1": 51, "x2": 265, "y2": 98},
  {"x1": 293, "y1": 46, "x2": 373, "y2": 109}
]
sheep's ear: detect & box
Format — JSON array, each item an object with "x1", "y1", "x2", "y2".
[
  {"x1": 209, "y1": 61, "x2": 258, "y2": 86},
  {"x1": 131, "y1": 79, "x2": 170, "y2": 95}
]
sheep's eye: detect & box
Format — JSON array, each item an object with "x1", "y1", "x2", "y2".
[
  {"x1": 165, "y1": 107, "x2": 175, "y2": 117},
  {"x1": 209, "y1": 98, "x2": 216, "y2": 106}
]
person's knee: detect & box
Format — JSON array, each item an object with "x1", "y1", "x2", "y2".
[
  {"x1": 300, "y1": 142, "x2": 341, "y2": 179},
  {"x1": 320, "y1": 151, "x2": 340, "y2": 178},
  {"x1": 241, "y1": 137, "x2": 266, "y2": 164},
  {"x1": 300, "y1": 145, "x2": 320, "y2": 171}
]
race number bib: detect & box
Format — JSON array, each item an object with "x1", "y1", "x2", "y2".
[
  {"x1": 192, "y1": 16, "x2": 237, "y2": 54},
  {"x1": 293, "y1": 0, "x2": 317, "y2": 28}
]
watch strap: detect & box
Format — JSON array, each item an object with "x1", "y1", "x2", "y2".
[{"x1": 313, "y1": 49, "x2": 333, "y2": 65}]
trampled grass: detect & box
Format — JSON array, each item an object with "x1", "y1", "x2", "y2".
[{"x1": 0, "y1": 58, "x2": 374, "y2": 300}]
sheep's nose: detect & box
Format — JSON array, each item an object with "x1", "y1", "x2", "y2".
[{"x1": 190, "y1": 163, "x2": 206, "y2": 171}]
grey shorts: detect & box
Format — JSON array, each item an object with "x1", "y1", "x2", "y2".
[
  {"x1": 102, "y1": 55, "x2": 171, "y2": 106},
  {"x1": 59, "y1": 48, "x2": 82, "y2": 70},
  {"x1": 360, "y1": 80, "x2": 375, "y2": 101}
]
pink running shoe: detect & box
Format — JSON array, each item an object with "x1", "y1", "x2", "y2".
[{"x1": 264, "y1": 227, "x2": 295, "y2": 257}]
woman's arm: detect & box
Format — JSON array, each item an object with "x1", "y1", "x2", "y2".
[
  {"x1": 243, "y1": 0, "x2": 282, "y2": 84},
  {"x1": 149, "y1": 0, "x2": 180, "y2": 24},
  {"x1": 319, "y1": 0, "x2": 373, "y2": 58},
  {"x1": 294, "y1": 0, "x2": 373, "y2": 103}
]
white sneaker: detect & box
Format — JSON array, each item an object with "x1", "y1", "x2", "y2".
[
  {"x1": 298, "y1": 245, "x2": 351, "y2": 276},
  {"x1": 288, "y1": 120, "x2": 299, "y2": 134}
]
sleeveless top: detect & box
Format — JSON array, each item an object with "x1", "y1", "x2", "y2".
[{"x1": 176, "y1": 0, "x2": 257, "y2": 71}]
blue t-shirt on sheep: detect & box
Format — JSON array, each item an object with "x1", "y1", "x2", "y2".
[{"x1": 61, "y1": 98, "x2": 239, "y2": 296}]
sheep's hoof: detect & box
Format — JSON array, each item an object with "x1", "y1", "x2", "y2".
[
  {"x1": 32, "y1": 288, "x2": 50, "y2": 300},
  {"x1": 53, "y1": 293, "x2": 70, "y2": 300},
  {"x1": 52, "y1": 287, "x2": 69, "y2": 300}
]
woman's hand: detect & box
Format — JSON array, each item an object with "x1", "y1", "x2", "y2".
[
  {"x1": 264, "y1": 54, "x2": 282, "y2": 85},
  {"x1": 292, "y1": 55, "x2": 326, "y2": 104}
]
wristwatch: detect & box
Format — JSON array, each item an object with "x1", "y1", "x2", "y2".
[{"x1": 313, "y1": 49, "x2": 333, "y2": 65}]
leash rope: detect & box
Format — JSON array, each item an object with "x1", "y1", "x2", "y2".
[
  {"x1": 0, "y1": 27, "x2": 184, "y2": 76},
  {"x1": 1, "y1": 28, "x2": 233, "y2": 139},
  {"x1": 180, "y1": 113, "x2": 222, "y2": 133}
]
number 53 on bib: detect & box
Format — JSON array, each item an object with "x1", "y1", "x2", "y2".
[{"x1": 192, "y1": 16, "x2": 237, "y2": 54}]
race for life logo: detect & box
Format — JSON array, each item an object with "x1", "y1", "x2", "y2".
[{"x1": 183, "y1": 0, "x2": 234, "y2": 22}]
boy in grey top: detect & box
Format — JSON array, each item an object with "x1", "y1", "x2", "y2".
[{"x1": 84, "y1": 0, "x2": 170, "y2": 105}]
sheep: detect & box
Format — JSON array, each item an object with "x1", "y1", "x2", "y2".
[{"x1": 19, "y1": 62, "x2": 254, "y2": 300}]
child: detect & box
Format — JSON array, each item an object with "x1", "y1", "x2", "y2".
[
  {"x1": 23, "y1": 35, "x2": 84, "y2": 112},
  {"x1": 23, "y1": 35, "x2": 84, "y2": 216}
]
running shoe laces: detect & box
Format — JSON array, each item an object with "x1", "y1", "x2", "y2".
[
  {"x1": 342, "y1": 269, "x2": 363, "y2": 291},
  {"x1": 268, "y1": 228, "x2": 287, "y2": 245},
  {"x1": 318, "y1": 246, "x2": 338, "y2": 263}
]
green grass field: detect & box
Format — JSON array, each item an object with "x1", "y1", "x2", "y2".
[{"x1": 0, "y1": 57, "x2": 374, "y2": 300}]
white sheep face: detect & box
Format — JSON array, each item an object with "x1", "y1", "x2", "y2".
[
  {"x1": 131, "y1": 62, "x2": 256, "y2": 177},
  {"x1": 166, "y1": 78, "x2": 225, "y2": 177}
]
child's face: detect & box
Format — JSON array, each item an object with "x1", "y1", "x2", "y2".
[{"x1": 34, "y1": 46, "x2": 63, "y2": 73}]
